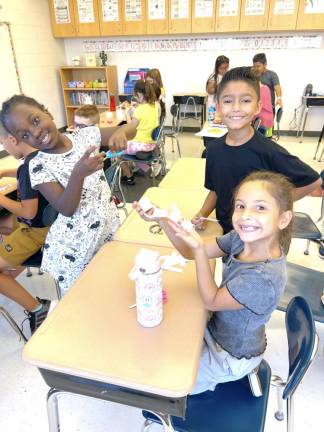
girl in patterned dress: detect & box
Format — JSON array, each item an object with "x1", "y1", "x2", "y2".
[{"x1": 1, "y1": 95, "x2": 136, "y2": 294}]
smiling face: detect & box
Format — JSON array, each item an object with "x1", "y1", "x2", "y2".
[
  {"x1": 217, "y1": 62, "x2": 229, "y2": 77},
  {"x1": 6, "y1": 104, "x2": 60, "y2": 152},
  {"x1": 232, "y1": 180, "x2": 290, "y2": 247},
  {"x1": 218, "y1": 81, "x2": 261, "y2": 130}
]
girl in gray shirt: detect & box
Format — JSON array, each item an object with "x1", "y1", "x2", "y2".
[{"x1": 134, "y1": 170, "x2": 294, "y2": 394}]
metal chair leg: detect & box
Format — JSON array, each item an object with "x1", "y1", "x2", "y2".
[
  {"x1": 26, "y1": 266, "x2": 32, "y2": 277},
  {"x1": 271, "y1": 375, "x2": 285, "y2": 421},
  {"x1": 176, "y1": 137, "x2": 181, "y2": 157},
  {"x1": 141, "y1": 419, "x2": 154, "y2": 431},
  {"x1": 47, "y1": 388, "x2": 64, "y2": 432},
  {"x1": 314, "y1": 124, "x2": 324, "y2": 159},
  {"x1": 0, "y1": 306, "x2": 28, "y2": 342},
  {"x1": 304, "y1": 239, "x2": 311, "y2": 255},
  {"x1": 54, "y1": 280, "x2": 62, "y2": 300},
  {"x1": 143, "y1": 411, "x2": 176, "y2": 432},
  {"x1": 287, "y1": 395, "x2": 294, "y2": 432}
]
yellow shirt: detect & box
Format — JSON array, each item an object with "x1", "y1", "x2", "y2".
[{"x1": 133, "y1": 103, "x2": 159, "y2": 143}]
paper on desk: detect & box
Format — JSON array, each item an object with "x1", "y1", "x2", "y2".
[{"x1": 196, "y1": 124, "x2": 227, "y2": 138}]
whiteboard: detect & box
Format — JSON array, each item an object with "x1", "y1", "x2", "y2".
[{"x1": 0, "y1": 23, "x2": 20, "y2": 152}]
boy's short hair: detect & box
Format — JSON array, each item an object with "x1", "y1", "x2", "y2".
[
  {"x1": 217, "y1": 67, "x2": 260, "y2": 101},
  {"x1": 253, "y1": 53, "x2": 267, "y2": 64},
  {"x1": 74, "y1": 104, "x2": 100, "y2": 125},
  {"x1": 0, "y1": 111, "x2": 9, "y2": 137}
]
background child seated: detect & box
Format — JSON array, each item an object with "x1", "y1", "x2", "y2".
[
  {"x1": 73, "y1": 104, "x2": 100, "y2": 129},
  {"x1": 0, "y1": 118, "x2": 50, "y2": 335}
]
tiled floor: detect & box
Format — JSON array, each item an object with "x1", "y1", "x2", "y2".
[{"x1": 0, "y1": 133, "x2": 323, "y2": 432}]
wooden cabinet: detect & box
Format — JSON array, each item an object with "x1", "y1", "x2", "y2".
[
  {"x1": 296, "y1": 0, "x2": 324, "y2": 30},
  {"x1": 98, "y1": 0, "x2": 124, "y2": 35},
  {"x1": 191, "y1": 0, "x2": 215, "y2": 33},
  {"x1": 268, "y1": 0, "x2": 299, "y2": 30},
  {"x1": 169, "y1": 0, "x2": 192, "y2": 33},
  {"x1": 49, "y1": 0, "x2": 100, "y2": 37},
  {"x1": 59, "y1": 66, "x2": 118, "y2": 126},
  {"x1": 147, "y1": 0, "x2": 168, "y2": 34},
  {"x1": 123, "y1": 0, "x2": 147, "y2": 35},
  {"x1": 215, "y1": 0, "x2": 242, "y2": 32},
  {"x1": 240, "y1": 0, "x2": 270, "y2": 31}
]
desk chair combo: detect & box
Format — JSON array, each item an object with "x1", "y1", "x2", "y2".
[
  {"x1": 142, "y1": 296, "x2": 317, "y2": 432},
  {"x1": 292, "y1": 169, "x2": 324, "y2": 255},
  {"x1": 173, "y1": 95, "x2": 206, "y2": 132},
  {"x1": 119, "y1": 120, "x2": 166, "y2": 187}
]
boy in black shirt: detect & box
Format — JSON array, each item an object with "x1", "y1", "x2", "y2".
[
  {"x1": 0, "y1": 119, "x2": 50, "y2": 335},
  {"x1": 192, "y1": 67, "x2": 321, "y2": 234}
]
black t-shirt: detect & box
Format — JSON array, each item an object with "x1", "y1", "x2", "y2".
[
  {"x1": 17, "y1": 151, "x2": 49, "y2": 228},
  {"x1": 205, "y1": 131, "x2": 320, "y2": 233}
]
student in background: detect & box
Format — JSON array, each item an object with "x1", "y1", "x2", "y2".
[
  {"x1": 73, "y1": 104, "x2": 100, "y2": 129},
  {"x1": 251, "y1": 67, "x2": 274, "y2": 137},
  {"x1": 0, "y1": 118, "x2": 50, "y2": 335},
  {"x1": 146, "y1": 69, "x2": 165, "y2": 103},
  {"x1": 206, "y1": 55, "x2": 229, "y2": 123},
  {"x1": 1, "y1": 94, "x2": 136, "y2": 295},
  {"x1": 192, "y1": 67, "x2": 321, "y2": 234},
  {"x1": 252, "y1": 53, "x2": 282, "y2": 111},
  {"x1": 121, "y1": 80, "x2": 160, "y2": 185},
  {"x1": 134, "y1": 170, "x2": 293, "y2": 393}
]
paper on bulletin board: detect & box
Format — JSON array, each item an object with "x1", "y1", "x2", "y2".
[
  {"x1": 77, "y1": 0, "x2": 95, "y2": 23},
  {"x1": 195, "y1": 0, "x2": 213, "y2": 18},
  {"x1": 274, "y1": 0, "x2": 295, "y2": 15},
  {"x1": 148, "y1": 0, "x2": 166, "y2": 19},
  {"x1": 245, "y1": 0, "x2": 265, "y2": 16},
  {"x1": 219, "y1": 0, "x2": 238, "y2": 16},
  {"x1": 305, "y1": 0, "x2": 324, "y2": 14},
  {"x1": 54, "y1": 0, "x2": 71, "y2": 23},
  {"x1": 171, "y1": 0, "x2": 189, "y2": 19},
  {"x1": 102, "y1": 0, "x2": 119, "y2": 21},
  {"x1": 125, "y1": 0, "x2": 142, "y2": 21}
]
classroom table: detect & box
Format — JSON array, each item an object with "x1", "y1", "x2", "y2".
[
  {"x1": 66, "y1": 110, "x2": 126, "y2": 132},
  {"x1": 115, "y1": 187, "x2": 222, "y2": 246},
  {"x1": 297, "y1": 95, "x2": 324, "y2": 142},
  {"x1": 23, "y1": 241, "x2": 207, "y2": 432},
  {"x1": 159, "y1": 157, "x2": 207, "y2": 192}
]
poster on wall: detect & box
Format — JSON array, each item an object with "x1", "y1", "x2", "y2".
[
  {"x1": 171, "y1": 0, "x2": 189, "y2": 19},
  {"x1": 305, "y1": 0, "x2": 324, "y2": 14},
  {"x1": 148, "y1": 0, "x2": 166, "y2": 19},
  {"x1": 77, "y1": 0, "x2": 95, "y2": 23},
  {"x1": 245, "y1": 0, "x2": 265, "y2": 16},
  {"x1": 125, "y1": 0, "x2": 142, "y2": 21},
  {"x1": 195, "y1": 0, "x2": 213, "y2": 18},
  {"x1": 102, "y1": 0, "x2": 119, "y2": 21},
  {"x1": 274, "y1": 0, "x2": 295, "y2": 15},
  {"x1": 54, "y1": 0, "x2": 71, "y2": 23},
  {"x1": 219, "y1": 0, "x2": 238, "y2": 16}
]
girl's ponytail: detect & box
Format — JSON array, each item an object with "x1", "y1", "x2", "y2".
[{"x1": 134, "y1": 79, "x2": 156, "y2": 105}]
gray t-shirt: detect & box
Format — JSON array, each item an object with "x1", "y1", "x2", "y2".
[
  {"x1": 207, "y1": 231, "x2": 286, "y2": 359},
  {"x1": 260, "y1": 69, "x2": 280, "y2": 108}
]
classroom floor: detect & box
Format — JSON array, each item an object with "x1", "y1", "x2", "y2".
[{"x1": 0, "y1": 133, "x2": 323, "y2": 432}]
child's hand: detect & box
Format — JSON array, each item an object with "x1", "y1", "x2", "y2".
[
  {"x1": 191, "y1": 213, "x2": 207, "y2": 231},
  {"x1": 73, "y1": 146, "x2": 104, "y2": 178},
  {"x1": 132, "y1": 201, "x2": 161, "y2": 222},
  {"x1": 168, "y1": 219, "x2": 204, "y2": 250},
  {"x1": 108, "y1": 129, "x2": 128, "y2": 152}
]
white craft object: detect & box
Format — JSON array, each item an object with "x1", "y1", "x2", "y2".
[
  {"x1": 181, "y1": 220, "x2": 195, "y2": 232},
  {"x1": 168, "y1": 204, "x2": 182, "y2": 223},
  {"x1": 139, "y1": 197, "x2": 154, "y2": 213}
]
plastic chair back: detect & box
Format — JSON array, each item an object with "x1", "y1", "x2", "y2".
[{"x1": 283, "y1": 296, "x2": 316, "y2": 399}]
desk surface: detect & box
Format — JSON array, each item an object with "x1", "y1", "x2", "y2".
[
  {"x1": 23, "y1": 241, "x2": 206, "y2": 397},
  {"x1": 159, "y1": 157, "x2": 207, "y2": 192},
  {"x1": 115, "y1": 187, "x2": 222, "y2": 246},
  {"x1": 0, "y1": 155, "x2": 18, "y2": 195}
]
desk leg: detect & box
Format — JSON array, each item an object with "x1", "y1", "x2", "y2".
[
  {"x1": 47, "y1": 388, "x2": 63, "y2": 432},
  {"x1": 299, "y1": 107, "x2": 309, "y2": 143},
  {"x1": 141, "y1": 411, "x2": 176, "y2": 431}
]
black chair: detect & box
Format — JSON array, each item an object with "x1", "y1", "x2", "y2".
[
  {"x1": 104, "y1": 162, "x2": 128, "y2": 217},
  {"x1": 292, "y1": 169, "x2": 323, "y2": 255},
  {"x1": 163, "y1": 104, "x2": 181, "y2": 157},
  {"x1": 120, "y1": 119, "x2": 166, "y2": 186},
  {"x1": 272, "y1": 296, "x2": 318, "y2": 431}
]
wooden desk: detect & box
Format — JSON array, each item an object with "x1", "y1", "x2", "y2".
[
  {"x1": 159, "y1": 157, "x2": 206, "y2": 192},
  {"x1": 115, "y1": 187, "x2": 222, "y2": 246},
  {"x1": 23, "y1": 241, "x2": 206, "y2": 430},
  {"x1": 99, "y1": 110, "x2": 126, "y2": 128}
]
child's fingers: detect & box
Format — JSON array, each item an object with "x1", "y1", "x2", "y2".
[{"x1": 81, "y1": 145, "x2": 97, "y2": 160}]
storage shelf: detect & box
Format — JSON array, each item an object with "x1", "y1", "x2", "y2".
[
  {"x1": 66, "y1": 105, "x2": 108, "y2": 109},
  {"x1": 63, "y1": 87, "x2": 109, "y2": 91}
]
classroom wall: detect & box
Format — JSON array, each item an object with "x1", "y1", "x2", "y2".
[
  {"x1": 64, "y1": 33, "x2": 324, "y2": 132},
  {"x1": 0, "y1": 0, "x2": 66, "y2": 128}
]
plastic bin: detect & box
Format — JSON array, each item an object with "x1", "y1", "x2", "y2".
[{"x1": 123, "y1": 68, "x2": 149, "y2": 94}]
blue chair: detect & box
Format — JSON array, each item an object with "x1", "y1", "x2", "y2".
[
  {"x1": 272, "y1": 296, "x2": 318, "y2": 431},
  {"x1": 120, "y1": 119, "x2": 166, "y2": 186},
  {"x1": 142, "y1": 360, "x2": 272, "y2": 432}
]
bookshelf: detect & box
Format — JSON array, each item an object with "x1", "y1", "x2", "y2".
[{"x1": 59, "y1": 66, "x2": 118, "y2": 126}]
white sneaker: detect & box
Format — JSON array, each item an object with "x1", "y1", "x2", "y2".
[{"x1": 150, "y1": 161, "x2": 162, "y2": 178}]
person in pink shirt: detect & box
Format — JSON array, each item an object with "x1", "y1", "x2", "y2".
[{"x1": 252, "y1": 67, "x2": 274, "y2": 137}]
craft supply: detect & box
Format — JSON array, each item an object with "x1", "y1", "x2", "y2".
[
  {"x1": 104, "y1": 150, "x2": 125, "y2": 160},
  {"x1": 128, "y1": 303, "x2": 137, "y2": 309},
  {"x1": 199, "y1": 216, "x2": 219, "y2": 223},
  {"x1": 129, "y1": 248, "x2": 163, "y2": 327}
]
